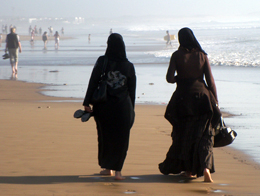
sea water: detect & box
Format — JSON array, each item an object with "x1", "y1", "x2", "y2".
[{"x1": 0, "y1": 21, "x2": 260, "y2": 163}]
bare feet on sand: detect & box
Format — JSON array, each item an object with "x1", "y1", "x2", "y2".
[
  {"x1": 180, "y1": 171, "x2": 196, "y2": 178},
  {"x1": 100, "y1": 169, "x2": 113, "y2": 176},
  {"x1": 115, "y1": 171, "x2": 125, "y2": 180},
  {"x1": 204, "y1": 168, "x2": 213, "y2": 183}
]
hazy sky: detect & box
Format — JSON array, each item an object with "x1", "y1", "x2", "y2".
[{"x1": 2, "y1": 0, "x2": 260, "y2": 22}]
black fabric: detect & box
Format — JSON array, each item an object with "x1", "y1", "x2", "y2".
[
  {"x1": 42, "y1": 35, "x2": 47, "y2": 41},
  {"x1": 160, "y1": 78, "x2": 219, "y2": 177},
  {"x1": 159, "y1": 28, "x2": 220, "y2": 177},
  {"x1": 6, "y1": 33, "x2": 19, "y2": 49},
  {"x1": 83, "y1": 56, "x2": 136, "y2": 108},
  {"x1": 178, "y1": 27, "x2": 206, "y2": 55},
  {"x1": 83, "y1": 34, "x2": 136, "y2": 171},
  {"x1": 90, "y1": 56, "x2": 108, "y2": 104},
  {"x1": 93, "y1": 95, "x2": 134, "y2": 171},
  {"x1": 105, "y1": 33, "x2": 128, "y2": 62}
]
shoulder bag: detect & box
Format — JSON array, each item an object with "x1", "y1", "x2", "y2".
[
  {"x1": 91, "y1": 56, "x2": 108, "y2": 104},
  {"x1": 214, "y1": 117, "x2": 237, "y2": 147}
]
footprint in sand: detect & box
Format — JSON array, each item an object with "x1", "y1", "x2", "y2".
[
  {"x1": 124, "y1": 190, "x2": 136, "y2": 194},
  {"x1": 130, "y1": 177, "x2": 140, "y2": 180}
]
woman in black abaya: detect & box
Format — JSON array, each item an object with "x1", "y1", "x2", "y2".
[
  {"x1": 83, "y1": 33, "x2": 136, "y2": 180},
  {"x1": 159, "y1": 28, "x2": 221, "y2": 182}
]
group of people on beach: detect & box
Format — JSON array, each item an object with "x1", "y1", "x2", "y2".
[
  {"x1": 29, "y1": 25, "x2": 41, "y2": 36},
  {"x1": 28, "y1": 25, "x2": 62, "y2": 49},
  {"x1": 3, "y1": 25, "x2": 220, "y2": 182},
  {"x1": 2, "y1": 25, "x2": 62, "y2": 77},
  {"x1": 41, "y1": 30, "x2": 60, "y2": 50},
  {"x1": 2, "y1": 24, "x2": 15, "y2": 34},
  {"x1": 82, "y1": 28, "x2": 220, "y2": 182}
]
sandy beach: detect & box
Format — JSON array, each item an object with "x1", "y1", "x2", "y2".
[{"x1": 0, "y1": 79, "x2": 259, "y2": 196}]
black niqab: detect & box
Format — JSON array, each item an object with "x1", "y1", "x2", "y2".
[
  {"x1": 178, "y1": 27, "x2": 206, "y2": 54},
  {"x1": 105, "y1": 33, "x2": 128, "y2": 62}
]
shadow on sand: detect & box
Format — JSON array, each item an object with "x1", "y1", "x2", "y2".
[{"x1": 0, "y1": 174, "x2": 197, "y2": 184}]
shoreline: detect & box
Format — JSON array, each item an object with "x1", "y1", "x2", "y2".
[
  {"x1": 1, "y1": 79, "x2": 260, "y2": 195},
  {"x1": 0, "y1": 78, "x2": 233, "y2": 117}
]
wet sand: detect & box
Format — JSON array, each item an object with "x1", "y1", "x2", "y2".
[
  {"x1": 1, "y1": 34, "x2": 73, "y2": 43},
  {"x1": 0, "y1": 79, "x2": 260, "y2": 196}
]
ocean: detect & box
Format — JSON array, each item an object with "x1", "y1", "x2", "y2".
[{"x1": 1, "y1": 20, "x2": 260, "y2": 164}]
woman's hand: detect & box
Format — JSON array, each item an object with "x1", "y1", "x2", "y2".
[{"x1": 84, "y1": 105, "x2": 93, "y2": 113}]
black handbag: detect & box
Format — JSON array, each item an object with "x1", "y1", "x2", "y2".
[
  {"x1": 214, "y1": 117, "x2": 237, "y2": 147},
  {"x1": 91, "y1": 56, "x2": 108, "y2": 104}
]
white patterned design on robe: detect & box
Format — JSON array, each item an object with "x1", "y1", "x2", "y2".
[{"x1": 107, "y1": 71, "x2": 126, "y2": 89}]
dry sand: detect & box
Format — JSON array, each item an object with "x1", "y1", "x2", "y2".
[{"x1": 0, "y1": 79, "x2": 260, "y2": 196}]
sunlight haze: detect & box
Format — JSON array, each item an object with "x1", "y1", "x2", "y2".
[{"x1": 1, "y1": 0, "x2": 260, "y2": 22}]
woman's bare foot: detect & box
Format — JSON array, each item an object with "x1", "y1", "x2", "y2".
[
  {"x1": 100, "y1": 169, "x2": 113, "y2": 176},
  {"x1": 180, "y1": 171, "x2": 196, "y2": 178},
  {"x1": 115, "y1": 171, "x2": 125, "y2": 180},
  {"x1": 203, "y1": 168, "x2": 213, "y2": 182}
]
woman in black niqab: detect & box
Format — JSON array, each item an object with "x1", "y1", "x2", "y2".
[
  {"x1": 83, "y1": 33, "x2": 136, "y2": 180},
  {"x1": 159, "y1": 27, "x2": 219, "y2": 183},
  {"x1": 105, "y1": 33, "x2": 128, "y2": 62},
  {"x1": 178, "y1": 27, "x2": 207, "y2": 54}
]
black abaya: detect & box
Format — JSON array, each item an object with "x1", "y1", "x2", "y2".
[{"x1": 83, "y1": 34, "x2": 136, "y2": 171}]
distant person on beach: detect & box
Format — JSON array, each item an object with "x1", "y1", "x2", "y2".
[
  {"x1": 34, "y1": 26, "x2": 38, "y2": 36},
  {"x1": 109, "y1": 28, "x2": 113, "y2": 35},
  {"x1": 5, "y1": 27, "x2": 22, "y2": 74},
  {"x1": 30, "y1": 29, "x2": 35, "y2": 43},
  {"x1": 0, "y1": 33, "x2": 2, "y2": 47},
  {"x1": 42, "y1": 31, "x2": 48, "y2": 49},
  {"x1": 2, "y1": 25, "x2": 5, "y2": 34},
  {"x1": 54, "y1": 31, "x2": 60, "y2": 49},
  {"x1": 158, "y1": 27, "x2": 220, "y2": 183},
  {"x1": 39, "y1": 27, "x2": 42, "y2": 35},
  {"x1": 61, "y1": 27, "x2": 64, "y2": 35},
  {"x1": 83, "y1": 33, "x2": 136, "y2": 180},
  {"x1": 88, "y1": 34, "x2": 91, "y2": 43},
  {"x1": 29, "y1": 25, "x2": 32, "y2": 35},
  {"x1": 9, "y1": 24, "x2": 13, "y2": 32},
  {"x1": 48, "y1": 26, "x2": 53, "y2": 36},
  {"x1": 30, "y1": 29, "x2": 35, "y2": 47},
  {"x1": 5, "y1": 25, "x2": 7, "y2": 34},
  {"x1": 165, "y1": 30, "x2": 172, "y2": 47}
]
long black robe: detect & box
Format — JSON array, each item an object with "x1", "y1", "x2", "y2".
[
  {"x1": 159, "y1": 78, "x2": 220, "y2": 177},
  {"x1": 159, "y1": 28, "x2": 221, "y2": 177},
  {"x1": 83, "y1": 34, "x2": 136, "y2": 171}
]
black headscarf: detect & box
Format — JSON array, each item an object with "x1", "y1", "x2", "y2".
[
  {"x1": 105, "y1": 33, "x2": 128, "y2": 62},
  {"x1": 178, "y1": 27, "x2": 207, "y2": 54}
]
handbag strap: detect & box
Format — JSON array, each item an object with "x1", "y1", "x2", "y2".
[
  {"x1": 101, "y1": 56, "x2": 108, "y2": 78},
  {"x1": 220, "y1": 117, "x2": 226, "y2": 127}
]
